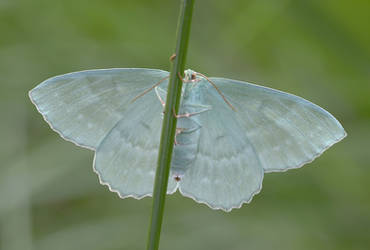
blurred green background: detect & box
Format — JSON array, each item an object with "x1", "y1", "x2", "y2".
[{"x1": 1, "y1": 0, "x2": 369, "y2": 249}]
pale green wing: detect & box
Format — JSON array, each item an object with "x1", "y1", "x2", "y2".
[
  {"x1": 29, "y1": 68, "x2": 169, "y2": 149},
  {"x1": 30, "y1": 68, "x2": 178, "y2": 197},
  {"x1": 94, "y1": 85, "x2": 178, "y2": 198},
  {"x1": 209, "y1": 77, "x2": 347, "y2": 172},
  {"x1": 179, "y1": 86, "x2": 264, "y2": 211}
]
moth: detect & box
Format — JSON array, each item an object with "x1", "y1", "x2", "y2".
[{"x1": 29, "y1": 68, "x2": 346, "y2": 211}]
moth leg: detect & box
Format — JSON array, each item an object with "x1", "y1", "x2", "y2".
[
  {"x1": 174, "y1": 128, "x2": 186, "y2": 145},
  {"x1": 169, "y1": 53, "x2": 176, "y2": 61},
  {"x1": 177, "y1": 72, "x2": 186, "y2": 82},
  {"x1": 172, "y1": 107, "x2": 210, "y2": 118}
]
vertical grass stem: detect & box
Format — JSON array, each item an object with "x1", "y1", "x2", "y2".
[{"x1": 146, "y1": 1, "x2": 194, "y2": 250}]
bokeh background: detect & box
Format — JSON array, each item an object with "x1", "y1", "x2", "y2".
[{"x1": 1, "y1": 0, "x2": 369, "y2": 249}]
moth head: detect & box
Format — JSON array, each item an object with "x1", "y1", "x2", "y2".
[{"x1": 184, "y1": 69, "x2": 199, "y2": 83}]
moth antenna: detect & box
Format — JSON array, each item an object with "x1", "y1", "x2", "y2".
[
  {"x1": 196, "y1": 72, "x2": 236, "y2": 112},
  {"x1": 130, "y1": 76, "x2": 169, "y2": 103}
]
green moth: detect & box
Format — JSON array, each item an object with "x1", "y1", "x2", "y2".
[{"x1": 29, "y1": 68, "x2": 346, "y2": 211}]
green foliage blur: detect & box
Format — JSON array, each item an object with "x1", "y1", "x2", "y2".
[{"x1": 1, "y1": 0, "x2": 369, "y2": 249}]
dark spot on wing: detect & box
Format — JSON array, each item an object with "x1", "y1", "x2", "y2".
[
  {"x1": 140, "y1": 121, "x2": 151, "y2": 131},
  {"x1": 215, "y1": 135, "x2": 226, "y2": 142}
]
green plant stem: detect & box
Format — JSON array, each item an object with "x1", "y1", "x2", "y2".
[{"x1": 146, "y1": 1, "x2": 194, "y2": 250}]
